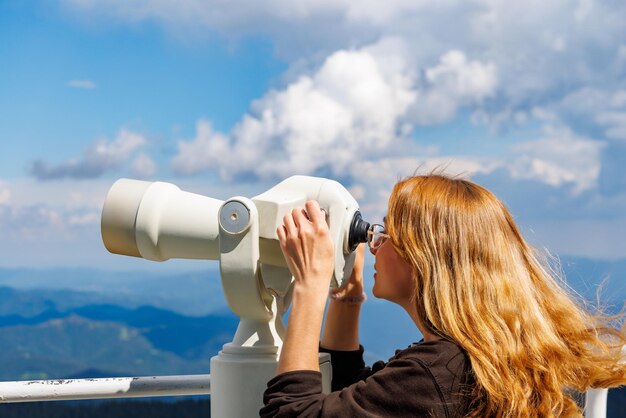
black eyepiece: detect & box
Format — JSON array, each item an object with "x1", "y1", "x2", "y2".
[{"x1": 348, "y1": 211, "x2": 370, "y2": 252}]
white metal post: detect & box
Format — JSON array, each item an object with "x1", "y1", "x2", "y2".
[{"x1": 585, "y1": 388, "x2": 608, "y2": 418}]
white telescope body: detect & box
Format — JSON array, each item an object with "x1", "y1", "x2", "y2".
[
  {"x1": 101, "y1": 175, "x2": 361, "y2": 288},
  {"x1": 102, "y1": 180, "x2": 223, "y2": 261},
  {"x1": 101, "y1": 175, "x2": 364, "y2": 417}
]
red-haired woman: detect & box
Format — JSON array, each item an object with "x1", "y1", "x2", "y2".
[{"x1": 261, "y1": 174, "x2": 626, "y2": 417}]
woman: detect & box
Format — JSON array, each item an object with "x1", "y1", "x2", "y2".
[{"x1": 260, "y1": 174, "x2": 626, "y2": 417}]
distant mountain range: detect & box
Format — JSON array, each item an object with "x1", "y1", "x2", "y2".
[
  {"x1": 0, "y1": 288, "x2": 238, "y2": 381},
  {"x1": 1, "y1": 254, "x2": 623, "y2": 315},
  {"x1": 0, "y1": 256, "x2": 624, "y2": 416},
  {"x1": 0, "y1": 267, "x2": 229, "y2": 316}
]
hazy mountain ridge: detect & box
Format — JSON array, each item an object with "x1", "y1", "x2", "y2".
[
  {"x1": 0, "y1": 289, "x2": 239, "y2": 381},
  {"x1": 1, "y1": 255, "x2": 623, "y2": 316},
  {"x1": 0, "y1": 257, "x2": 626, "y2": 380},
  {"x1": 0, "y1": 267, "x2": 228, "y2": 316}
]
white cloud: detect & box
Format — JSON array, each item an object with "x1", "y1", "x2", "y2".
[
  {"x1": 171, "y1": 120, "x2": 230, "y2": 176},
  {"x1": 596, "y1": 111, "x2": 626, "y2": 141},
  {"x1": 68, "y1": 212, "x2": 100, "y2": 225},
  {"x1": 339, "y1": 123, "x2": 606, "y2": 218},
  {"x1": 172, "y1": 44, "x2": 416, "y2": 179},
  {"x1": 60, "y1": 0, "x2": 626, "y2": 143},
  {"x1": 0, "y1": 205, "x2": 63, "y2": 238},
  {"x1": 345, "y1": 156, "x2": 502, "y2": 220},
  {"x1": 170, "y1": 41, "x2": 497, "y2": 185},
  {"x1": 507, "y1": 125, "x2": 605, "y2": 193},
  {"x1": 67, "y1": 79, "x2": 97, "y2": 89},
  {"x1": 425, "y1": 50, "x2": 497, "y2": 100},
  {"x1": 131, "y1": 153, "x2": 157, "y2": 177},
  {"x1": 0, "y1": 181, "x2": 10, "y2": 205},
  {"x1": 59, "y1": 0, "x2": 626, "y2": 140},
  {"x1": 51, "y1": 0, "x2": 626, "y2": 262},
  {"x1": 558, "y1": 88, "x2": 626, "y2": 142},
  {"x1": 0, "y1": 178, "x2": 107, "y2": 246},
  {"x1": 410, "y1": 50, "x2": 497, "y2": 125},
  {"x1": 59, "y1": 0, "x2": 443, "y2": 33},
  {"x1": 30, "y1": 129, "x2": 146, "y2": 180}
]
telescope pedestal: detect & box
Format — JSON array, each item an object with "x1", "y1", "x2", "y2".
[
  {"x1": 210, "y1": 346, "x2": 331, "y2": 418},
  {"x1": 210, "y1": 345, "x2": 278, "y2": 418}
]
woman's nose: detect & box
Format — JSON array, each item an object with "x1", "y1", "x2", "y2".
[{"x1": 369, "y1": 245, "x2": 378, "y2": 256}]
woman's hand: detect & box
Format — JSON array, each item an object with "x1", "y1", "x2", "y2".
[
  {"x1": 275, "y1": 200, "x2": 335, "y2": 374},
  {"x1": 277, "y1": 200, "x2": 335, "y2": 303},
  {"x1": 321, "y1": 244, "x2": 365, "y2": 351},
  {"x1": 330, "y1": 243, "x2": 365, "y2": 300}
]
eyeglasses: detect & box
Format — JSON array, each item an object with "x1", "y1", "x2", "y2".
[{"x1": 367, "y1": 224, "x2": 390, "y2": 250}]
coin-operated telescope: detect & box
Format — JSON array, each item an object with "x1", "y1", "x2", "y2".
[{"x1": 101, "y1": 175, "x2": 371, "y2": 417}]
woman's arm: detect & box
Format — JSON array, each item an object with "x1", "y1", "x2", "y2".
[
  {"x1": 275, "y1": 200, "x2": 335, "y2": 375},
  {"x1": 320, "y1": 244, "x2": 365, "y2": 351}
]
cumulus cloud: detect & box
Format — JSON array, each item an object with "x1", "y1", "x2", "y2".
[
  {"x1": 0, "y1": 178, "x2": 115, "y2": 238},
  {"x1": 347, "y1": 156, "x2": 501, "y2": 219},
  {"x1": 558, "y1": 88, "x2": 626, "y2": 142},
  {"x1": 0, "y1": 181, "x2": 10, "y2": 205},
  {"x1": 0, "y1": 205, "x2": 62, "y2": 238},
  {"x1": 61, "y1": 0, "x2": 626, "y2": 148},
  {"x1": 171, "y1": 41, "x2": 602, "y2": 199},
  {"x1": 171, "y1": 40, "x2": 500, "y2": 182},
  {"x1": 30, "y1": 129, "x2": 146, "y2": 180},
  {"x1": 58, "y1": 0, "x2": 433, "y2": 36},
  {"x1": 596, "y1": 111, "x2": 626, "y2": 141},
  {"x1": 0, "y1": 203, "x2": 102, "y2": 249},
  {"x1": 410, "y1": 50, "x2": 497, "y2": 125},
  {"x1": 507, "y1": 125, "x2": 606, "y2": 193},
  {"x1": 171, "y1": 121, "x2": 231, "y2": 176},
  {"x1": 0, "y1": 179, "x2": 104, "y2": 245},
  {"x1": 55, "y1": 0, "x2": 626, "y2": 260},
  {"x1": 67, "y1": 79, "x2": 97, "y2": 89},
  {"x1": 0, "y1": 190, "x2": 9, "y2": 205},
  {"x1": 172, "y1": 44, "x2": 416, "y2": 179},
  {"x1": 342, "y1": 123, "x2": 606, "y2": 219},
  {"x1": 131, "y1": 153, "x2": 157, "y2": 177}
]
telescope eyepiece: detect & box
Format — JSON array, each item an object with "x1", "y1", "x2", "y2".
[{"x1": 348, "y1": 211, "x2": 370, "y2": 252}]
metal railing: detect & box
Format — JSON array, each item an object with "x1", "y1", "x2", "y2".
[
  {"x1": 0, "y1": 374, "x2": 210, "y2": 403},
  {"x1": 0, "y1": 374, "x2": 610, "y2": 418}
]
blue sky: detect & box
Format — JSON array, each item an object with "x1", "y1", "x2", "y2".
[{"x1": 1, "y1": 0, "x2": 626, "y2": 269}]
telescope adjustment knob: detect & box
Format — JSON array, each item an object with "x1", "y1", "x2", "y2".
[{"x1": 220, "y1": 200, "x2": 252, "y2": 234}]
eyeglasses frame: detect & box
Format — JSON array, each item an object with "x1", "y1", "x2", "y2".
[{"x1": 367, "y1": 223, "x2": 390, "y2": 250}]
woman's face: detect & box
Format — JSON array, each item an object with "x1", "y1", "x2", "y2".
[{"x1": 370, "y1": 222, "x2": 415, "y2": 306}]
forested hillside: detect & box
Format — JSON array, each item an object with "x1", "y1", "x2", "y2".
[
  {"x1": 0, "y1": 287, "x2": 238, "y2": 381},
  {"x1": 0, "y1": 399, "x2": 211, "y2": 418}
]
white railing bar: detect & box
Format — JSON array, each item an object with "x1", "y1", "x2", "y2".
[
  {"x1": 585, "y1": 388, "x2": 608, "y2": 418},
  {"x1": 585, "y1": 345, "x2": 626, "y2": 418},
  {"x1": 0, "y1": 374, "x2": 210, "y2": 403}
]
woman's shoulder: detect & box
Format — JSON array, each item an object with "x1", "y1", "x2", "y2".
[{"x1": 394, "y1": 338, "x2": 469, "y2": 370}]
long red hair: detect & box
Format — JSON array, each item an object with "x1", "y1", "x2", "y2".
[{"x1": 387, "y1": 174, "x2": 626, "y2": 417}]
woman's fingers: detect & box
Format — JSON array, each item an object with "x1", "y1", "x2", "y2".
[
  {"x1": 289, "y1": 201, "x2": 327, "y2": 239},
  {"x1": 276, "y1": 224, "x2": 287, "y2": 246},
  {"x1": 282, "y1": 210, "x2": 298, "y2": 240},
  {"x1": 292, "y1": 206, "x2": 310, "y2": 231},
  {"x1": 305, "y1": 200, "x2": 326, "y2": 229},
  {"x1": 277, "y1": 201, "x2": 334, "y2": 288}
]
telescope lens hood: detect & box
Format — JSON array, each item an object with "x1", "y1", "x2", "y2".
[{"x1": 348, "y1": 211, "x2": 370, "y2": 252}]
